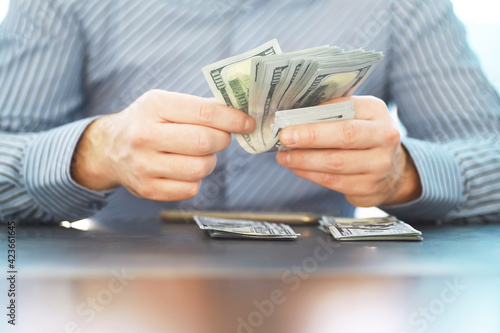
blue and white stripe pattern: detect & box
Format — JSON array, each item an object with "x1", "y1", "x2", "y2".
[{"x1": 0, "y1": 0, "x2": 499, "y2": 224}]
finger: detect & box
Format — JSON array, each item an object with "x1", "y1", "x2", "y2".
[
  {"x1": 146, "y1": 123, "x2": 232, "y2": 155},
  {"x1": 320, "y1": 96, "x2": 389, "y2": 121},
  {"x1": 136, "y1": 153, "x2": 217, "y2": 181},
  {"x1": 128, "y1": 178, "x2": 201, "y2": 202},
  {"x1": 279, "y1": 119, "x2": 388, "y2": 149},
  {"x1": 288, "y1": 169, "x2": 377, "y2": 196},
  {"x1": 150, "y1": 90, "x2": 255, "y2": 134},
  {"x1": 277, "y1": 149, "x2": 387, "y2": 175},
  {"x1": 344, "y1": 194, "x2": 384, "y2": 208}
]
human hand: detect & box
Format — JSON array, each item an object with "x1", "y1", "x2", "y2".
[
  {"x1": 72, "y1": 90, "x2": 254, "y2": 201},
  {"x1": 276, "y1": 96, "x2": 422, "y2": 207}
]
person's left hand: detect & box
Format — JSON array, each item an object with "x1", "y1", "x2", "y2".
[{"x1": 276, "y1": 96, "x2": 422, "y2": 207}]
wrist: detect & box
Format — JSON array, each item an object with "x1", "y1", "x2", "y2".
[
  {"x1": 383, "y1": 146, "x2": 422, "y2": 205},
  {"x1": 71, "y1": 115, "x2": 119, "y2": 190}
]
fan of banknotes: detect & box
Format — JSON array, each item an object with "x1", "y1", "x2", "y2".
[
  {"x1": 319, "y1": 216, "x2": 423, "y2": 241},
  {"x1": 202, "y1": 39, "x2": 383, "y2": 153}
]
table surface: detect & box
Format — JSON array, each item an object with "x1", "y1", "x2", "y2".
[{"x1": 5, "y1": 219, "x2": 500, "y2": 278}]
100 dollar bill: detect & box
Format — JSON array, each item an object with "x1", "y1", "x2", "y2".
[
  {"x1": 202, "y1": 39, "x2": 383, "y2": 154},
  {"x1": 202, "y1": 39, "x2": 282, "y2": 152}
]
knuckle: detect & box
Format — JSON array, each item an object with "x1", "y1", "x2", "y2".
[
  {"x1": 129, "y1": 125, "x2": 150, "y2": 148},
  {"x1": 191, "y1": 157, "x2": 215, "y2": 179},
  {"x1": 190, "y1": 162, "x2": 206, "y2": 180},
  {"x1": 370, "y1": 155, "x2": 391, "y2": 174},
  {"x1": 385, "y1": 127, "x2": 401, "y2": 146},
  {"x1": 198, "y1": 102, "x2": 215, "y2": 124},
  {"x1": 130, "y1": 158, "x2": 147, "y2": 176},
  {"x1": 183, "y1": 181, "x2": 201, "y2": 199},
  {"x1": 321, "y1": 172, "x2": 338, "y2": 188},
  {"x1": 368, "y1": 96, "x2": 387, "y2": 113},
  {"x1": 378, "y1": 157, "x2": 392, "y2": 173},
  {"x1": 143, "y1": 89, "x2": 161, "y2": 98},
  {"x1": 196, "y1": 131, "x2": 214, "y2": 154},
  {"x1": 306, "y1": 126, "x2": 318, "y2": 145},
  {"x1": 324, "y1": 152, "x2": 345, "y2": 172},
  {"x1": 371, "y1": 96, "x2": 385, "y2": 107},
  {"x1": 340, "y1": 122, "x2": 356, "y2": 146},
  {"x1": 140, "y1": 89, "x2": 164, "y2": 105},
  {"x1": 134, "y1": 181, "x2": 154, "y2": 199}
]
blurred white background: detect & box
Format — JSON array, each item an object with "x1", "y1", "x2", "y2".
[
  {"x1": 0, "y1": 0, "x2": 8, "y2": 23},
  {"x1": 452, "y1": 0, "x2": 500, "y2": 92},
  {"x1": 0, "y1": 0, "x2": 498, "y2": 218}
]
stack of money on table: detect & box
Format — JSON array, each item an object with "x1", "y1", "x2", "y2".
[
  {"x1": 202, "y1": 39, "x2": 383, "y2": 153},
  {"x1": 194, "y1": 215, "x2": 300, "y2": 240},
  {"x1": 320, "y1": 216, "x2": 423, "y2": 241}
]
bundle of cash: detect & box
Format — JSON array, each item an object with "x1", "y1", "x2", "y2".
[
  {"x1": 202, "y1": 39, "x2": 383, "y2": 153},
  {"x1": 194, "y1": 215, "x2": 300, "y2": 240},
  {"x1": 319, "y1": 216, "x2": 423, "y2": 241}
]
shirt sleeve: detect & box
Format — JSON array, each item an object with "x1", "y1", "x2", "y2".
[
  {"x1": 0, "y1": 0, "x2": 112, "y2": 224},
  {"x1": 380, "y1": 0, "x2": 500, "y2": 223}
]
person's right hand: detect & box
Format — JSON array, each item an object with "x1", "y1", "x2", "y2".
[{"x1": 71, "y1": 90, "x2": 255, "y2": 201}]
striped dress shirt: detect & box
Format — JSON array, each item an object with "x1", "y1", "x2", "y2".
[{"x1": 0, "y1": 0, "x2": 499, "y2": 225}]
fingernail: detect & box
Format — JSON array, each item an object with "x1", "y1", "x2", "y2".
[
  {"x1": 281, "y1": 129, "x2": 297, "y2": 146},
  {"x1": 279, "y1": 151, "x2": 291, "y2": 165},
  {"x1": 244, "y1": 118, "x2": 253, "y2": 132}
]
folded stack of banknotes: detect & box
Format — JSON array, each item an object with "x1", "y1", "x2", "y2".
[
  {"x1": 319, "y1": 216, "x2": 423, "y2": 241},
  {"x1": 194, "y1": 215, "x2": 421, "y2": 241},
  {"x1": 202, "y1": 39, "x2": 383, "y2": 153},
  {"x1": 194, "y1": 215, "x2": 300, "y2": 240}
]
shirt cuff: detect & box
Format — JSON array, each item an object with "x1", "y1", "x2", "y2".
[
  {"x1": 23, "y1": 117, "x2": 114, "y2": 222},
  {"x1": 379, "y1": 137, "x2": 463, "y2": 222}
]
